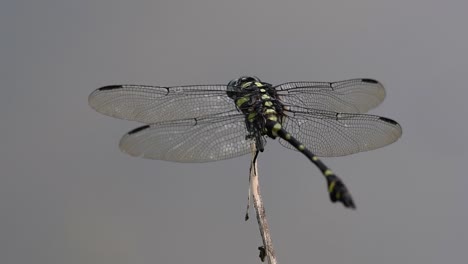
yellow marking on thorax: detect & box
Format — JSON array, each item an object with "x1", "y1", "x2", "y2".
[
  {"x1": 241, "y1": 82, "x2": 252, "y2": 88},
  {"x1": 247, "y1": 112, "x2": 257, "y2": 122},
  {"x1": 236, "y1": 97, "x2": 249, "y2": 107},
  {"x1": 261, "y1": 94, "x2": 270, "y2": 100},
  {"x1": 324, "y1": 169, "x2": 333, "y2": 176}
]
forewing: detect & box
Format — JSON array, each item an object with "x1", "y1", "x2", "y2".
[
  {"x1": 276, "y1": 79, "x2": 385, "y2": 113},
  {"x1": 279, "y1": 106, "x2": 402, "y2": 157},
  {"x1": 119, "y1": 114, "x2": 252, "y2": 162},
  {"x1": 89, "y1": 84, "x2": 235, "y2": 123}
]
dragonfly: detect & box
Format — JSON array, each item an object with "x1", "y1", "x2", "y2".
[{"x1": 89, "y1": 76, "x2": 402, "y2": 209}]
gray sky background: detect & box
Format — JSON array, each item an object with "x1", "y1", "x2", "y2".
[{"x1": 2, "y1": 0, "x2": 467, "y2": 263}]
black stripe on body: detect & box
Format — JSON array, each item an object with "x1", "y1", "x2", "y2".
[{"x1": 265, "y1": 120, "x2": 356, "y2": 209}]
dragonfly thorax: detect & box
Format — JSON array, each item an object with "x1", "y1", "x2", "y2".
[
  {"x1": 226, "y1": 77, "x2": 285, "y2": 150},
  {"x1": 227, "y1": 76, "x2": 282, "y2": 119}
]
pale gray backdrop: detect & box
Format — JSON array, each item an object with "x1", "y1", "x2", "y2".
[{"x1": 2, "y1": 0, "x2": 467, "y2": 263}]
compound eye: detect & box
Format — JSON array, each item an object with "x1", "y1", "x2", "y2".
[
  {"x1": 228, "y1": 76, "x2": 262, "y2": 88},
  {"x1": 241, "y1": 76, "x2": 257, "y2": 83},
  {"x1": 228, "y1": 78, "x2": 243, "y2": 87}
]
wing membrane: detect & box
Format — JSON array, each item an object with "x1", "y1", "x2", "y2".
[
  {"x1": 119, "y1": 114, "x2": 251, "y2": 162},
  {"x1": 279, "y1": 106, "x2": 402, "y2": 157},
  {"x1": 276, "y1": 79, "x2": 385, "y2": 113},
  {"x1": 89, "y1": 84, "x2": 236, "y2": 123}
]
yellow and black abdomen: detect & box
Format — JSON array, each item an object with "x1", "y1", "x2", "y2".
[{"x1": 264, "y1": 119, "x2": 356, "y2": 209}]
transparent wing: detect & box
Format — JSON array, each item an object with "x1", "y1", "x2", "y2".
[
  {"x1": 89, "y1": 84, "x2": 235, "y2": 123},
  {"x1": 276, "y1": 79, "x2": 386, "y2": 113},
  {"x1": 279, "y1": 106, "x2": 402, "y2": 157},
  {"x1": 119, "y1": 114, "x2": 252, "y2": 162}
]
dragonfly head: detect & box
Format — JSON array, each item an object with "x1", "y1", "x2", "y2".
[{"x1": 227, "y1": 76, "x2": 262, "y2": 99}]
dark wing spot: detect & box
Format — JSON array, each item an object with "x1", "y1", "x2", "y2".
[
  {"x1": 127, "y1": 125, "x2": 150, "y2": 135},
  {"x1": 98, "y1": 85, "x2": 123, "y2": 91},
  {"x1": 361, "y1": 79, "x2": 379, "y2": 84},
  {"x1": 379, "y1": 117, "x2": 399, "y2": 125}
]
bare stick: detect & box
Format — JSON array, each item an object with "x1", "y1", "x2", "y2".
[{"x1": 250, "y1": 143, "x2": 277, "y2": 264}]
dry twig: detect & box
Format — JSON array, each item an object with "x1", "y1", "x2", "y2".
[{"x1": 248, "y1": 143, "x2": 277, "y2": 264}]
